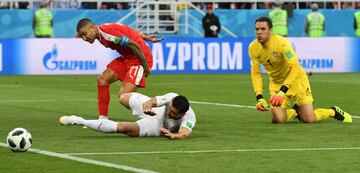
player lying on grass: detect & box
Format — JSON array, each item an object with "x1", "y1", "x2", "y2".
[
  {"x1": 59, "y1": 92, "x2": 196, "y2": 140},
  {"x1": 249, "y1": 16, "x2": 352, "y2": 123}
]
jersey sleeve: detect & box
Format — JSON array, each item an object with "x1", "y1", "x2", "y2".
[
  {"x1": 280, "y1": 39, "x2": 302, "y2": 88},
  {"x1": 180, "y1": 108, "x2": 196, "y2": 132},
  {"x1": 99, "y1": 25, "x2": 131, "y2": 48},
  {"x1": 155, "y1": 92, "x2": 179, "y2": 107},
  {"x1": 248, "y1": 43, "x2": 263, "y2": 96}
]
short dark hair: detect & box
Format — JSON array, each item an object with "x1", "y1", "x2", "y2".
[
  {"x1": 172, "y1": 95, "x2": 190, "y2": 114},
  {"x1": 255, "y1": 16, "x2": 273, "y2": 29},
  {"x1": 76, "y1": 18, "x2": 93, "y2": 33}
]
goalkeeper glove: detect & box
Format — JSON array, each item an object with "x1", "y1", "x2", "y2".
[
  {"x1": 256, "y1": 94, "x2": 269, "y2": 111},
  {"x1": 270, "y1": 85, "x2": 288, "y2": 107}
]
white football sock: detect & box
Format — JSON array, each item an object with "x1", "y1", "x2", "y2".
[
  {"x1": 99, "y1": 115, "x2": 108, "y2": 120},
  {"x1": 80, "y1": 119, "x2": 117, "y2": 133}
]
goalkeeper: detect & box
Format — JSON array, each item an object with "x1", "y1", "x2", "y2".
[{"x1": 248, "y1": 17, "x2": 352, "y2": 123}]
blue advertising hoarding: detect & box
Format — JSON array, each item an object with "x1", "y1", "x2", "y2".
[
  {"x1": 0, "y1": 37, "x2": 359, "y2": 75},
  {"x1": 148, "y1": 38, "x2": 251, "y2": 74}
]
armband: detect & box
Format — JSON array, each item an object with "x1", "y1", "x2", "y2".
[
  {"x1": 114, "y1": 36, "x2": 130, "y2": 48},
  {"x1": 256, "y1": 94, "x2": 264, "y2": 101},
  {"x1": 279, "y1": 85, "x2": 289, "y2": 93}
]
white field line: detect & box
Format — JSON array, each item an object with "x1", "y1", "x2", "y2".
[
  {"x1": 0, "y1": 142, "x2": 158, "y2": 173},
  {"x1": 189, "y1": 101, "x2": 360, "y2": 119},
  {"x1": 1, "y1": 98, "x2": 359, "y2": 118},
  {"x1": 189, "y1": 100, "x2": 256, "y2": 109},
  {"x1": 0, "y1": 98, "x2": 96, "y2": 103},
  {"x1": 1, "y1": 99, "x2": 359, "y2": 161},
  {"x1": 65, "y1": 147, "x2": 360, "y2": 156}
]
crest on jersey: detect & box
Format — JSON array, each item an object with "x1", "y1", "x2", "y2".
[{"x1": 272, "y1": 51, "x2": 280, "y2": 60}]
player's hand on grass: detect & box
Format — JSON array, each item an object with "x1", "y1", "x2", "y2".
[
  {"x1": 270, "y1": 90, "x2": 285, "y2": 107},
  {"x1": 256, "y1": 98, "x2": 269, "y2": 111},
  {"x1": 160, "y1": 128, "x2": 175, "y2": 140},
  {"x1": 143, "y1": 34, "x2": 164, "y2": 43},
  {"x1": 143, "y1": 101, "x2": 156, "y2": 116}
]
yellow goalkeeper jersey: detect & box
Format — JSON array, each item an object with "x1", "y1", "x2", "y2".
[{"x1": 248, "y1": 35, "x2": 305, "y2": 96}]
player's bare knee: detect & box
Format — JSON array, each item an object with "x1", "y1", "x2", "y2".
[
  {"x1": 301, "y1": 114, "x2": 317, "y2": 123},
  {"x1": 271, "y1": 110, "x2": 286, "y2": 124},
  {"x1": 97, "y1": 75, "x2": 110, "y2": 85},
  {"x1": 117, "y1": 122, "x2": 139, "y2": 136},
  {"x1": 271, "y1": 115, "x2": 285, "y2": 123},
  {"x1": 119, "y1": 93, "x2": 132, "y2": 108},
  {"x1": 117, "y1": 122, "x2": 128, "y2": 133},
  {"x1": 302, "y1": 119, "x2": 316, "y2": 123},
  {"x1": 272, "y1": 117, "x2": 286, "y2": 124}
]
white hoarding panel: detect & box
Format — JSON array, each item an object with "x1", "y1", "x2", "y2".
[
  {"x1": 289, "y1": 37, "x2": 351, "y2": 73},
  {"x1": 23, "y1": 39, "x2": 117, "y2": 75}
]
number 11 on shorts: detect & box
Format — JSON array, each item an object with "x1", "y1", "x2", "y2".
[{"x1": 129, "y1": 65, "x2": 144, "y2": 85}]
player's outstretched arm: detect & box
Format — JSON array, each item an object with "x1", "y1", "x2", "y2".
[
  {"x1": 142, "y1": 34, "x2": 164, "y2": 43},
  {"x1": 127, "y1": 41, "x2": 151, "y2": 76},
  {"x1": 160, "y1": 127, "x2": 191, "y2": 140}
]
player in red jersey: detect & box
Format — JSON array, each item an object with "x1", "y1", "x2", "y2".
[{"x1": 76, "y1": 18, "x2": 163, "y2": 119}]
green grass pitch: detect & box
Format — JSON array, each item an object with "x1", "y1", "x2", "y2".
[{"x1": 0, "y1": 73, "x2": 360, "y2": 173}]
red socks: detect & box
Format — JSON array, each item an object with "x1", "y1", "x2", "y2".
[{"x1": 98, "y1": 85, "x2": 110, "y2": 117}]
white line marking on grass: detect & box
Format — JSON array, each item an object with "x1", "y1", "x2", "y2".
[
  {"x1": 190, "y1": 100, "x2": 256, "y2": 109},
  {"x1": 1, "y1": 98, "x2": 359, "y2": 118},
  {"x1": 0, "y1": 142, "x2": 158, "y2": 173},
  {"x1": 190, "y1": 101, "x2": 360, "y2": 119},
  {"x1": 0, "y1": 99, "x2": 96, "y2": 103},
  {"x1": 65, "y1": 147, "x2": 360, "y2": 156}
]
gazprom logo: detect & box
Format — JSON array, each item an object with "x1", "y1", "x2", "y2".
[
  {"x1": 299, "y1": 58, "x2": 334, "y2": 69},
  {"x1": 43, "y1": 44, "x2": 97, "y2": 71}
]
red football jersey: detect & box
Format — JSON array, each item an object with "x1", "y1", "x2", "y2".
[{"x1": 97, "y1": 23, "x2": 153, "y2": 67}]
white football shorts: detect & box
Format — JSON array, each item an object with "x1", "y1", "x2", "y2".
[{"x1": 129, "y1": 93, "x2": 165, "y2": 137}]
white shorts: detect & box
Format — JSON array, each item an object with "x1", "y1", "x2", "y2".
[{"x1": 129, "y1": 93, "x2": 166, "y2": 137}]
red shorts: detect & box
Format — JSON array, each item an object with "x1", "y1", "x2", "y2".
[{"x1": 107, "y1": 57, "x2": 148, "y2": 87}]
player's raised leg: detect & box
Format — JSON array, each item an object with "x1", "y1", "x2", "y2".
[
  {"x1": 118, "y1": 82, "x2": 137, "y2": 109},
  {"x1": 118, "y1": 65, "x2": 147, "y2": 108},
  {"x1": 120, "y1": 92, "x2": 153, "y2": 120},
  {"x1": 97, "y1": 68, "x2": 118, "y2": 119},
  {"x1": 119, "y1": 92, "x2": 133, "y2": 109}
]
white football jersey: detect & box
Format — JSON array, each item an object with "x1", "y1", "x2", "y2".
[
  {"x1": 162, "y1": 106, "x2": 196, "y2": 132},
  {"x1": 155, "y1": 93, "x2": 196, "y2": 132},
  {"x1": 130, "y1": 92, "x2": 196, "y2": 136}
]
